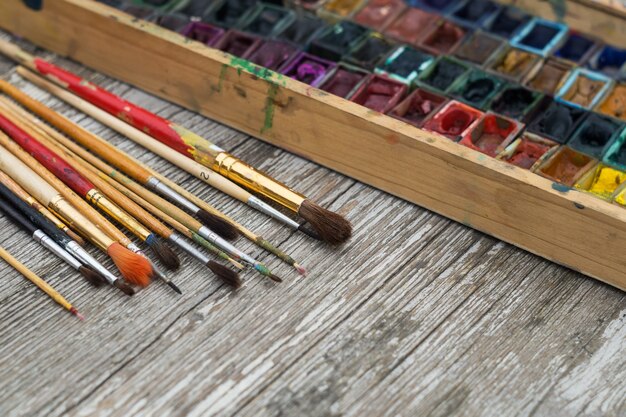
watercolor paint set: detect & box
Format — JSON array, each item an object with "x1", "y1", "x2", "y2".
[{"x1": 4, "y1": 0, "x2": 625, "y2": 290}]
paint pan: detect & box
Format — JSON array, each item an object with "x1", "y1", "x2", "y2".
[
  {"x1": 383, "y1": 8, "x2": 438, "y2": 44},
  {"x1": 483, "y1": 6, "x2": 530, "y2": 39},
  {"x1": 449, "y1": 0, "x2": 500, "y2": 28},
  {"x1": 603, "y1": 125, "x2": 626, "y2": 170},
  {"x1": 237, "y1": 4, "x2": 295, "y2": 37},
  {"x1": 279, "y1": 52, "x2": 337, "y2": 87},
  {"x1": 422, "y1": 100, "x2": 483, "y2": 140},
  {"x1": 458, "y1": 113, "x2": 522, "y2": 157},
  {"x1": 130, "y1": 0, "x2": 187, "y2": 12},
  {"x1": 274, "y1": 13, "x2": 327, "y2": 46},
  {"x1": 511, "y1": 18, "x2": 568, "y2": 56},
  {"x1": 344, "y1": 33, "x2": 395, "y2": 70},
  {"x1": 527, "y1": 100, "x2": 588, "y2": 144},
  {"x1": 375, "y1": 46, "x2": 434, "y2": 84},
  {"x1": 179, "y1": 22, "x2": 225, "y2": 46},
  {"x1": 418, "y1": 21, "x2": 467, "y2": 55},
  {"x1": 554, "y1": 32, "x2": 599, "y2": 65},
  {"x1": 289, "y1": 0, "x2": 327, "y2": 11},
  {"x1": 248, "y1": 40, "x2": 299, "y2": 71},
  {"x1": 574, "y1": 163, "x2": 626, "y2": 200},
  {"x1": 178, "y1": 0, "x2": 213, "y2": 19},
  {"x1": 567, "y1": 113, "x2": 623, "y2": 159},
  {"x1": 388, "y1": 88, "x2": 447, "y2": 127},
  {"x1": 353, "y1": 0, "x2": 406, "y2": 31},
  {"x1": 597, "y1": 84, "x2": 626, "y2": 122},
  {"x1": 350, "y1": 74, "x2": 407, "y2": 113},
  {"x1": 407, "y1": 0, "x2": 457, "y2": 14},
  {"x1": 453, "y1": 31, "x2": 504, "y2": 66},
  {"x1": 319, "y1": 0, "x2": 366, "y2": 21},
  {"x1": 204, "y1": 0, "x2": 258, "y2": 28},
  {"x1": 449, "y1": 69, "x2": 506, "y2": 109},
  {"x1": 489, "y1": 85, "x2": 543, "y2": 121},
  {"x1": 524, "y1": 58, "x2": 572, "y2": 95},
  {"x1": 487, "y1": 46, "x2": 541, "y2": 82},
  {"x1": 497, "y1": 132, "x2": 558, "y2": 170},
  {"x1": 214, "y1": 30, "x2": 262, "y2": 58},
  {"x1": 587, "y1": 45, "x2": 626, "y2": 78},
  {"x1": 537, "y1": 146, "x2": 596, "y2": 186},
  {"x1": 309, "y1": 21, "x2": 369, "y2": 61},
  {"x1": 320, "y1": 64, "x2": 369, "y2": 98},
  {"x1": 417, "y1": 56, "x2": 470, "y2": 94},
  {"x1": 556, "y1": 68, "x2": 613, "y2": 110},
  {"x1": 152, "y1": 12, "x2": 190, "y2": 32},
  {"x1": 119, "y1": 4, "x2": 156, "y2": 19}
]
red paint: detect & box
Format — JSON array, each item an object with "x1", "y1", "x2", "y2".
[
  {"x1": 506, "y1": 136, "x2": 555, "y2": 169},
  {"x1": 33, "y1": 58, "x2": 194, "y2": 157},
  {"x1": 350, "y1": 75, "x2": 407, "y2": 113},
  {"x1": 459, "y1": 114, "x2": 522, "y2": 157},
  {"x1": 0, "y1": 113, "x2": 94, "y2": 195},
  {"x1": 422, "y1": 101, "x2": 483, "y2": 140}
]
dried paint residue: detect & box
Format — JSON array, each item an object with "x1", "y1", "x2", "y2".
[
  {"x1": 587, "y1": 166, "x2": 626, "y2": 199},
  {"x1": 507, "y1": 139, "x2": 552, "y2": 169}
]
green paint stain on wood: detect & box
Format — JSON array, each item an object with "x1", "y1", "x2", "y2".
[
  {"x1": 261, "y1": 83, "x2": 278, "y2": 135},
  {"x1": 229, "y1": 57, "x2": 287, "y2": 86},
  {"x1": 212, "y1": 64, "x2": 228, "y2": 93}
]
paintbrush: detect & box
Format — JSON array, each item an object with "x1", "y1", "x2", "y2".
[
  {"x1": 0, "y1": 109, "x2": 180, "y2": 273},
  {"x1": 0, "y1": 45, "x2": 352, "y2": 243},
  {"x1": 0, "y1": 245, "x2": 84, "y2": 320},
  {"x1": 0, "y1": 84, "x2": 306, "y2": 275},
  {"x1": 0, "y1": 169, "x2": 85, "y2": 246},
  {"x1": 0, "y1": 140, "x2": 142, "y2": 294},
  {"x1": 0, "y1": 192, "x2": 104, "y2": 286}
]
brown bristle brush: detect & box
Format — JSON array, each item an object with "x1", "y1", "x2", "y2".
[{"x1": 207, "y1": 261, "x2": 242, "y2": 288}]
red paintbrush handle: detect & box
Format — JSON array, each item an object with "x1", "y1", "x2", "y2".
[
  {"x1": 0, "y1": 113, "x2": 95, "y2": 196},
  {"x1": 33, "y1": 58, "x2": 194, "y2": 157}
]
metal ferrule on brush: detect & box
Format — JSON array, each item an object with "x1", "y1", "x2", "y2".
[
  {"x1": 86, "y1": 189, "x2": 152, "y2": 241},
  {"x1": 198, "y1": 225, "x2": 257, "y2": 265},
  {"x1": 145, "y1": 177, "x2": 201, "y2": 214},
  {"x1": 66, "y1": 240, "x2": 118, "y2": 285},
  {"x1": 247, "y1": 195, "x2": 300, "y2": 229},
  {"x1": 169, "y1": 233, "x2": 210, "y2": 264},
  {"x1": 32, "y1": 229, "x2": 83, "y2": 270},
  {"x1": 213, "y1": 153, "x2": 305, "y2": 214},
  {"x1": 48, "y1": 195, "x2": 109, "y2": 251}
]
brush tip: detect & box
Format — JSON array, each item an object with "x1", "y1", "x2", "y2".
[
  {"x1": 108, "y1": 242, "x2": 152, "y2": 287},
  {"x1": 294, "y1": 263, "x2": 307, "y2": 277},
  {"x1": 207, "y1": 261, "x2": 242, "y2": 288},
  {"x1": 70, "y1": 307, "x2": 85, "y2": 321},
  {"x1": 78, "y1": 265, "x2": 106, "y2": 287},
  {"x1": 254, "y1": 263, "x2": 282, "y2": 282},
  {"x1": 167, "y1": 280, "x2": 183, "y2": 294},
  {"x1": 299, "y1": 199, "x2": 352, "y2": 245},
  {"x1": 113, "y1": 279, "x2": 136, "y2": 296},
  {"x1": 298, "y1": 223, "x2": 322, "y2": 240},
  {"x1": 197, "y1": 210, "x2": 239, "y2": 241},
  {"x1": 147, "y1": 235, "x2": 181, "y2": 270}
]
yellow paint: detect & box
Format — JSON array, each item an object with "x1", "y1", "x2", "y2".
[
  {"x1": 587, "y1": 166, "x2": 626, "y2": 199},
  {"x1": 323, "y1": 0, "x2": 364, "y2": 16}
]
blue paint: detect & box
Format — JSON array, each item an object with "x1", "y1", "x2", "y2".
[{"x1": 551, "y1": 183, "x2": 571, "y2": 192}]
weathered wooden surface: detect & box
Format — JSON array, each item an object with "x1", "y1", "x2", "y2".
[{"x1": 0, "y1": 34, "x2": 624, "y2": 417}]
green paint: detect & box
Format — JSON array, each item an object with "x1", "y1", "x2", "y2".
[
  {"x1": 212, "y1": 64, "x2": 228, "y2": 94},
  {"x1": 229, "y1": 57, "x2": 287, "y2": 86},
  {"x1": 257, "y1": 237, "x2": 295, "y2": 265},
  {"x1": 261, "y1": 83, "x2": 278, "y2": 135}
]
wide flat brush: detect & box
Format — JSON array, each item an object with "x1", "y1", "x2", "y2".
[
  {"x1": 0, "y1": 140, "x2": 141, "y2": 294},
  {"x1": 0, "y1": 245, "x2": 84, "y2": 320}
]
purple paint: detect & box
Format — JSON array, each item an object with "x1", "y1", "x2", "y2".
[
  {"x1": 180, "y1": 22, "x2": 225, "y2": 46},
  {"x1": 388, "y1": 88, "x2": 447, "y2": 127},
  {"x1": 320, "y1": 66, "x2": 368, "y2": 98},
  {"x1": 214, "y1": 30, "x2": 262, "y2": 58},
  {"x1": 280, "y1": 53, "x2": 336, "y2": 87},
  {"x1": 248, "y1": 40, "x2": 299, "y2": 71},
  {"x1": 350, "y1": 75, "x2": 407, "y2": 113}
]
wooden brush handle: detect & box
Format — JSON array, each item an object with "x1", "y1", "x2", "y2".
[
  {"x1": 0, "y1": 113, "x2": 94, "y2": 196},
  {"x1": 0, "y1": 80, "x2": 153, "y2": 183}
]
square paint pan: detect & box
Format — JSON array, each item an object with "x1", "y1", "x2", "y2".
[
  {"x1": 496, "y1": 132, "x2": 559, "y2": 170},
  {"x1": 375, "y1": 46, "x2": 434, "y2": 84},
  {"x1": 236, "y1": 4, "x2": 295, "y2": 37},
  {"x1": 554, "y1": 32, "x2": 600, "y2": 66},
  {"x1": 319, "y1": 64, "x2": 369, "y2": 98},
  {"x1": 511, "y1": 18, "x2": 568, "y2": 57},
  {"x1": 486, "y1": 45, "x2": 542, "y2": 82},
  {"x1": 524, "y1": 58, "x2": 572, "y2": 95},
  {"x1": 287, "y1": 0, "x2": 327, "y2": 12},
  {"x1": 203, "y1": 0, "x2": 258, "y2": 28},
  {"x1": 587, "y1": 45, "x2": 626, "y2": 78},
  {"x1": 179, "y1": 21, "x2": 225, "y2": 46},
  {"x1": 308, "y1": 21, "x2": 369, "y2": 61},
  {"x1": 279, "y1": 52, "x2": 336, "y2": 87},
  {"x1": 483, "y1": 6, "x2": 530, "y2": 39},
  {"x1": 247, "y1": 40, "x2": 299, "y2": 71},
  {"x1": 489, "y1": 85, "x2": 544, "y2": 121},
  {"x1": 383, "y1": 8, "x2": 439, "y2": 44},
  {"x1": 418, "y1": 21, "x2": 468, "y2": 55},
  {"x1": 575, "y1": 163, "x2": 626, "y2": 201},
  {"x1": 119, "y1": 4, "x2": 157, "y2": 19},
  {"x1": 567, "y1": 113, "x2": 623, "y2": 159},
  {"x1": 422, "y1": 100, "x2": 483, "y2": 140},
  {"x1": 416, "y1": 56, "x2": 470, "y2": 95},
  {"x1": 458, "y1": 113, "x2": 523, "y2": 157},
  {"x1": 603, "y1": 125, "x2": 626, "y2": 170},
  {"x1": 449, "y1": 69, "x2": 506, "y2": 110},
  {"x1": 318, "y1": 0, "x2": 366, "y2": 21},
  {"x1": 407, "y1": 0, "x2": 457, "y2": 14},
  {"x1": 353, "y1": 0, "x2": 406, "y2": 31},
  {"x1": 596, "y1": 84, "x2": 626, "y2": 122},
  {"x1": 448, "y1": 0, "x2": 500, "y2": 28},
  {"x1": 527, "y1": 101, "x2": 588, "y2": 144},
  {"x1": 453, "y1": 31, "x2": 504, "y2": 66},
  {"x1": 613, "y1": 184, "x2": 626, "y2": 207},
  {"x1": 387, "y1": 88, "x2": 447, "y2": 127},
  {"x1": 273, "y1": 13, "x2": 328, "y2": 47},
  {"x1": 151, "y1": 12, "x2": 190, "y2": 32},
  {"x1": 556, "y1": 68, "x2": 613, "y2": 110},
  {"x1": 214, "y1": 30, "x2": 262, "y2": 58},
  {"x1": 130, "y1": 0, "x2": 187, "y2": 12},
  {"x1": 536, "y1": 146, "x2": 597, "y2": 186},
  {"x1": 178, "y1": 0, "x2": 214, "y2": 19},
  {"x1": 350, "y1": 74, "x2": 408, "y2": 113},
  {"x1": 344, "y1": 32, "x2": 395, "y2": 71}
]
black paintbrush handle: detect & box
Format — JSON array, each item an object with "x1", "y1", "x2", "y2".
[
  {"x1": 0, "y1": 196, "x2": 38, "y2": 235},
  {"x1": 0, "y1": 182, "x2": 71, "y2": 245}
]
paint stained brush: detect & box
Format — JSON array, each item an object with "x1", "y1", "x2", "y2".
[
  {"x1": 0, "y1": 45, "x2": 352, "y2": 243},
  {"x1": 0, "y1": 245, "x2": 84, "y2": 320},
  {"x1": 0, "y1": 193, "x2": 104, "y2": 286},
  {"x1": 0, "y1": 139, "x2": 142, "y2": 293},
  {"x1": 0, "y1": 84, "x2": 302, "y2": 276}
]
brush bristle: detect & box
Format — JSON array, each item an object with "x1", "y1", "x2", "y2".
[
  {"x1": 298, "y1": 200, "x2": 352, "y2": 245},
  {"x1": 197, "y1": 210, "x2": 239, "y2": 241},
  {"x1": 207, "y1": 261, "x2": 242, "y2": 288},
  {"x1": 113, "y1": 279, "x2": 136, "y2": 296},
  {"x1": 66, "y1": 229, "x2": 86, "y2": 246},
  {"x1": 78, "y1": 265, "x2": 105, "y2": 287},
  {"x1": 298, "y1": 223, "x2": 322, "y2": 240},
  {"x1": 294, "y1": 263, "x2": 307, "y2": 277},
  {"x1": 147, "y1": 236, "x2": 181, "y2": 270},
  {"x1": 107, "y1": 242, "x2": 152, "y2": 287}
]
